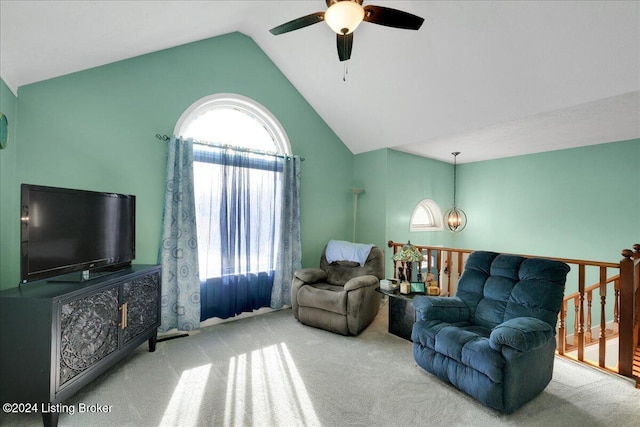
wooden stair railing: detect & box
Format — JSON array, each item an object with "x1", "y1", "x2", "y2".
[
  {"x1": 562, "y1": 274, "x2": 620, "y2": 353},
  {"x1": 387, "y1": 241, "x2": 640, "y2": 386},
  {"x1": 387, "y1": 241, "x2": 472, "y2": 296},
  {"x1": 619, "y1": 244, "x2": 640, "y2": 388},
  {"x1": 636, "y1": 245, "x2": 640, "y2": 388}
]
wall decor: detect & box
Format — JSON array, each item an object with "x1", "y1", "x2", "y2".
[{"x1": 0, "y1": 113, "x2": 8, "y2": 149}]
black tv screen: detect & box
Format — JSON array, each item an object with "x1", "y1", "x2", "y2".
[{"x1": 20, "y1": 184, "x2": 136, "y2": 283}]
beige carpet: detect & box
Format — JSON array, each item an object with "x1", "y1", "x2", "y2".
[{"x1": 2, "y1": 302, "x2": 639, "y2": 427}]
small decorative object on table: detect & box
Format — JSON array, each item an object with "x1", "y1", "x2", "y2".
[
  {"x1": 400, "y1": 281, "x2": 411, "y2": 295},
  {"x1": 380, "y1": 279, "x2": 398, "y2": 291},
  {"x1": 410, "y1": 282, "x2": 425, "y2": 293},
  {"x1": 425, "y1": 272, "x2": 440, "y2": 296}
]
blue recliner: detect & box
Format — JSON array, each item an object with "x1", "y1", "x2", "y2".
[{"x1": 412, "y1": 251, "x2": 570, "y2": 413}]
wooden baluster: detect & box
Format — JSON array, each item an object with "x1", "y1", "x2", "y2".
[
  {"x1": 558, "y1": 300, "x2": 566, "y2": 355},
  {"x1": 599, "y1": 266, "x2": 607, "y2": 368},
  {"x1": 436, "y1": 250, "x2": 442, "y2": 295},
  {"x1": 586, "y1": 289, "x2": 593, "y2": 343},
  {"x1": 578, "y1": 264, "x2": 586, "y2": 362},
  {"x1": 446, "y1": 250, "x2": 452, "y2": 296},
  {"x1": 614, "y1": 278, "x2": 620, "y2": 335},
  {"x1": 451, "y1": 251, "x2": 463, "y2": 296},
  {"x1": 633, "y1": 244, "x2": 640, "y2": 356},
  {"x1": 573, "y1": 296, "x2": 579, "y2": 349},
  {"x1": 566, "y1": 303, "x2": 570, "y2": 349},
  {"x1": 619, "y1": 249, "x2": 634, "y2": 377}
]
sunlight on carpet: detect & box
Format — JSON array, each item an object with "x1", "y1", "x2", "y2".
[
  {"x1": 224, "y1": 342, "x2": 321, "y2": 427},
  {"x1": 159, "y1": 363, "x2": 212, "y2": 426}
]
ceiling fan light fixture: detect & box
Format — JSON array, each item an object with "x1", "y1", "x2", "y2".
[{"x1": 325, "y1": 1, "x2": 365, "y2": 35}]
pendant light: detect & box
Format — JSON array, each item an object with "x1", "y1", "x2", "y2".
[{"x1": 444, "y1": 152, "x2": 467, "y2": 232}]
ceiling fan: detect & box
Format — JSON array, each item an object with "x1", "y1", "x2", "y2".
[{"x1": 269, "y1": 0, "x2": 425, "y2": 62}]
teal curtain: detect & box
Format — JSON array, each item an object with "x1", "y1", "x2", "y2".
[
  {"x1": 194, "y1": 145, "x2": 279, "y2": 320},
  {"x1": 271, "y1": 156, "x2": 302, "y2": 309},
  {"x1": 158, "y1": 136, "x2": 201, "y2": 331}
]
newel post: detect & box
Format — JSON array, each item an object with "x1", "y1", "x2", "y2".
[
  {"x1": 618, "y1": 248, "x2": 634, "y2": 376},
  {"x1": 634, "y1": 244, "x2": 640, "y2": 352}
]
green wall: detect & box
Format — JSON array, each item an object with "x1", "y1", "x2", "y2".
[
  {"x1": 354, "y1": 148, "x2": 455, "y2": 275},
  {"x1": 2, "y1": 30, "x2": 638, "y2": 292},
  {"x1": 385, "y1": 150, "x2": 455, "y2": 248},
  {"x1": 451, "y1": 139, "x2": 639, "y2": 326},
  {"x1": 455, "y1": 139, "x2": 640, "y2": 264},
  {"x1": 0, "y1": 33, "x2": 354, "y2": 290},
  {"x1": 352, "y1": 149, "x2": 387, "y2": 248},
  {"x1": 0, "y1": 79, "x2": 19, "y2": 288},
  {"x1": 354, "y1": 141, "x2": 639, "y2": 282}
]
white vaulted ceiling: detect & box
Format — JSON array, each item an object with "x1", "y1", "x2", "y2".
[{"x1": 1, "y1": 1, "x2": 638, "y2": 163}]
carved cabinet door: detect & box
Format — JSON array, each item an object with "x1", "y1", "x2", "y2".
[
  {"x1": 57, "y1": 285, "x2": 120, "y2": 390},
  {"x1": 121, "y1": 271, "x2": 160, "y2": 345}
]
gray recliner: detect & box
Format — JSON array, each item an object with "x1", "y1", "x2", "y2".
[{"x1": 291, "y1": 244, "x2": 385, "y2": 336}]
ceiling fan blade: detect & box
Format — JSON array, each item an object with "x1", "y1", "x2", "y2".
[
  {"x1": 269, "y1": 12, "x2": 325, "y2": 35},
  {"x1": 337, "y1": 33, "x2": 354, "y2": 62},
  {"x1": 363, "y1": 5, "x2": 424, "y2": 30}
]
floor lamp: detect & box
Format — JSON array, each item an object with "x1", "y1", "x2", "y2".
[{"x1": 350, "y1": 188, "x2": 364, "y2": 242}]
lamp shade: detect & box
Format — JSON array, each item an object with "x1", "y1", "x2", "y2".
[
  {"x1": 325, "y1": 1, "x2": 365, "y2": 34},
  {"x1": 392, "y1": 242, "x2": 423, "y2": 262}
]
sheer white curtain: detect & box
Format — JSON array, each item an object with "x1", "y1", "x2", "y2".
[{"x1": 194, "y1": 145, "x2": 283, "y2": 320}]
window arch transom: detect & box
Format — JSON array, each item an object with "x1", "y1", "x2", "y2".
[
  {"x1": 174, "y1": 93, "x2": 291, "y2": 155},
  {"x1": 410, "y1": 199, "x2": 444, "y2": 232}
]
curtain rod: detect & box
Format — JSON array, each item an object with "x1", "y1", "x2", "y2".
[{"x1": 155, "y1": 134, "x2": 305, "y2": 161}]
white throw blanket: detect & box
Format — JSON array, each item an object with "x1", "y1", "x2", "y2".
[{"x1": 325, "y1": 240, "x2": 374, "y2": 267}]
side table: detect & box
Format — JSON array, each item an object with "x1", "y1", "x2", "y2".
[{"x1": 376, "y1": 288, "x2": 421, "y2": 341}]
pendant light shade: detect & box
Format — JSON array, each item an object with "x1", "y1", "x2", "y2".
[
  {"x1": 444, "y1": 152, "x2": 467, "y2": 232},
  {"x1": 325, "y1": 1, "x2": 365, "y2": 34},
  {"x1": 444, "y1": 206, "x2": 467, "y2": 232}
]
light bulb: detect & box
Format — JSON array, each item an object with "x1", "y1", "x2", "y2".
[
  {"x1": 448, "y1": 212, "x2": 460, "y2": 227},
  {"x1": 325, "y1": 1, "x2": 365, "y2": 35},
  {"x1": 445, "y1": 208, "x2": 467, "y2": 232}
]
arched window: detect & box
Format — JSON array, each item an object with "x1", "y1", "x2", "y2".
[
  {"x1": 174, "y1": 93, "x2": 291, "y2": 155},
  {"x1": 175, "y1": 93, "x2": 293, "y2": 321},
  {"x1": 410, "y1": 199, "x2": 444, "y2": 232}
]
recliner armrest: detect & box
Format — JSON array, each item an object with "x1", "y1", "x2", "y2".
[
  {"x1": 293, "y1": 268, "x2": 327, "y2": 284},
  {"x1": 489, "y1": 317, "x2": 554, "y2": 353},
  {"x1": 413, "y1": 296, "x2": 470, "y2": 323},
  {"x1": 344, "y1": 275, "x2": 379, "y2": 291}
]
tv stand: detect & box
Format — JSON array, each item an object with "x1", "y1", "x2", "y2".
[{"x1": 0, "y1": 264, "x2": 161, "y2": 427}]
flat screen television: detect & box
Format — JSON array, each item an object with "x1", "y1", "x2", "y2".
[{"x1": 20, "y1": 184, "x2": 136, "y2": 283}]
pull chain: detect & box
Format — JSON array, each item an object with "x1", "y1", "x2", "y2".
[{"x1": 342, "y1": 31, "x2": 349, "y2": 82}]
